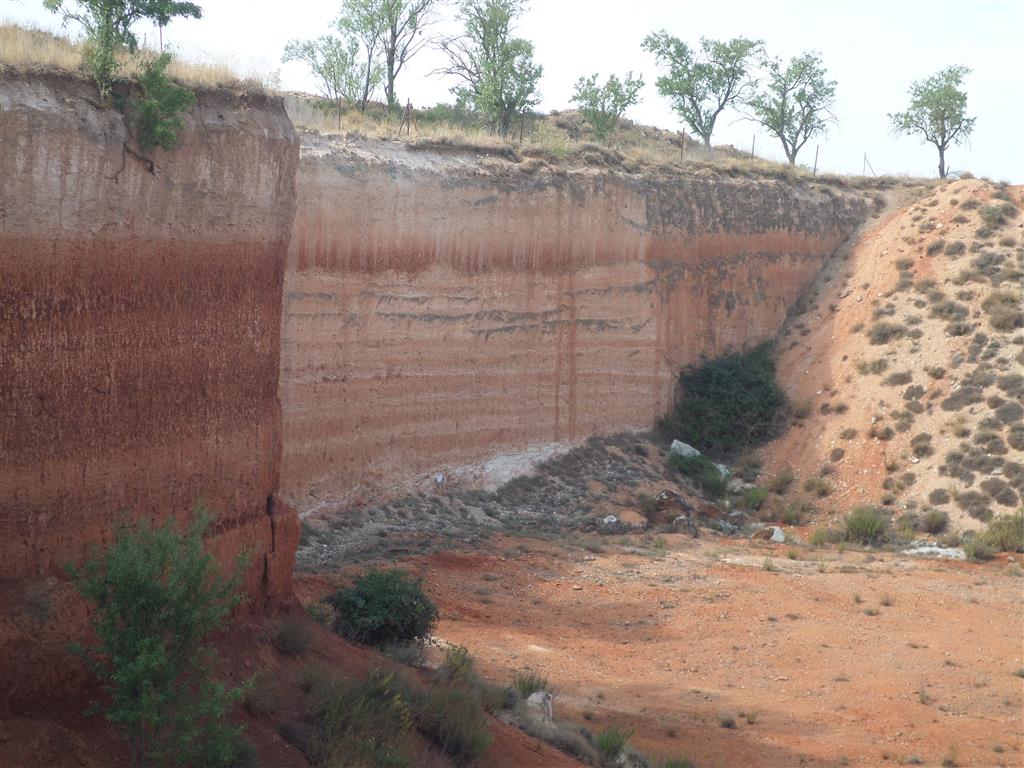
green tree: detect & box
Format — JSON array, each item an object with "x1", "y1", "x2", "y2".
[
  {"x1": 438, "y1": 0, "x2": 542, "y2": 136},
  {"x1": 570, "y1": 72, "x2": 644, "y2": 142},
  {"x1": 339, "y1": 0, "x2": 436, "y2": 111},
  {"x1": 748, "y1": 51, "x2": 837, "y2": 166},
  {"x1": 283, "y1": 34, "x2": 373, "y2": 123},
  {"x1": 642, "y1": 33, "x2": 762, "y2": 148},
  {"x1": 336, "y1": 1, "x2": 384, "y2": 111},
  {"x1": 69, "y1": 507, "x2": 249, "y2": 768},
  {"x1": 44, "y1": 0, "x2": 202, "y2": 95},
  {"x1": 889, "y1": 65, "x2": 974, "y2": 179},
  {"x1": 135, "y1": 52, "x2": 195, "y2": 150}
]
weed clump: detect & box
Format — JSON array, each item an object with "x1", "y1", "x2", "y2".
[
  {"x1": 982, "y1": 290, "x2": 1024, "y2": 331},
  {"x1": 669, "y1": 454, "x2": 729, "y2": 498},
  {"x1": 845, "y1": 506, "x2": 889, "y2": 545},
  {"x1": 867, "y1": 321, "x2": 906, "y2": 345},
  {"x1": 595, "y1": 725, "x2": 634, "y2": 760},
  {"x1": 274, "y1": 618, "x2": 313, "y2": 656},
  {"x1": 921, "y1": 509, "x2": 949, "y2": 534}
]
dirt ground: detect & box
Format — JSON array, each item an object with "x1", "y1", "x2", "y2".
[{"x1": 358, "y1": 532, "x2": 1023, "y2": 768}]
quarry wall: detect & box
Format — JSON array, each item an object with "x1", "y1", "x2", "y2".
[
  {"x1": 0, "y1": 72, "x2": 299, "y2": 706},
  {"x1": 281, "y1": 136, "x2": 871, "y2": 507}
]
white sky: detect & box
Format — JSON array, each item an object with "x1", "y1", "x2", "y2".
[{"x1": 4, "y1": 0, "x2": 1022, "y2": 181}]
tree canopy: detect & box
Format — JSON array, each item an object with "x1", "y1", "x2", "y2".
[
  {"x1": 642, "y1": 33, "x2": 762, "y2": 147},
  {"x1": 570, "y1": 72, "x2": 644, "y2": 142},
  {"x1": 339, "y1": 0, "x2": 437, "y2": 111},
  {"x1": 437, "y1": 0, "x2": 542, "y2": 136},
  {"x1": 283, "y1": 34, "x2": 373, "y2": 120},
  {"x1": 747, "y1": 51, "x2": 836, "y2": 166},
  {"x1": 44, "y1": 0, "x2": 202, "y2": 94},
  {"x1": 889, "y1": 65, "x2": 974, "y2": 179},
  {"x1": 69, "y1": 508, "x2": 248, "y2": 768}
]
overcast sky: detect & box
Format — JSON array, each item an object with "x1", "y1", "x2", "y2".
[{"x1": 4, "y1": 0, "x2": 1022, "y2": 181}]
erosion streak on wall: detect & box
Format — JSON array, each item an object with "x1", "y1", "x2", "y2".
[
  {"x1": 281, "y1": 137, "x2": 870, "y2": 505},
  {"x1": 0, "y1": 73, "x2": 299, "y2": 602}
]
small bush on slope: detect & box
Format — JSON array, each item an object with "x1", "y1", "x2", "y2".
[{"x1": 326, "y1": 569, "x2": 437, "y2": 648}]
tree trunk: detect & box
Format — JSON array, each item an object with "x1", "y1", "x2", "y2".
[
  {"x1": 386, "y1": 49, "x2": 397, "y2": 110},
  {"x1": 702, "y1": 133, "x2": 711, "y2": 148},
  {"x1": 938, "y1": 145, "x2": 946, "y2": 179}
]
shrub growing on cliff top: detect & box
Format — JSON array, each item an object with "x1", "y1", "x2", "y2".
[
  {"x1": 660, "y1": 342, "x2": 787, "y2": 457},
  {"x1": 69, "y1": 506, "x2": 251, "y2": 768}
]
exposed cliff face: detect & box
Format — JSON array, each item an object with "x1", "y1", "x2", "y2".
[
  {"x1": 281, "y1": 135, "x2": 871, "y2": 506},
  {"x1": 0, "y1": 72, "x2": 299, "y2": 705}
]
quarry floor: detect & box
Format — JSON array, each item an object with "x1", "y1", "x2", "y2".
[{"x1": 298, "y1": 530, "x2": 1023, "y2": 768}]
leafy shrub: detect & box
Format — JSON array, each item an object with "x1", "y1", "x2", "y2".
[
  {"x1": 979, "y1": 203, "x2": 1013, "y2": 227},
  {"x1": 803, "y1": 476, "x2": 833, "y2": 498},
  {"x1": 845, "y1": 506, "x2": 889, "y2": 544},
  {"x1": 982, "y1": 513, "x2": 1024, "y2": 552},
  {"x1": 274, "y1": 617, "x2": 313, "y2": 656},
  {"x1": 930, "y1": 299, "x2": 969, "y2": 321},
  {"x1": 134, "y1": 53, "x2": 197, "y2": 151},
  {"x1": 766, "y1": 466, "x2": 795, "y2": 495},
  {"x1": 926, "y1": 239, "x2": 946, "y2": 256},
  {"x1": 921, "y1": 509, "x2": 949, "y2": 534},
  {"x1": 308, "y1": 670, "x2": 414, "y2": 767},
  {"x1": 884, "y1": 371, "x2": 913, "y2": 386},
  {"x1": 928, "y1": 488, "x2": 951, "y2": 506},
  {"x1": 963, "y1": 534, "x2": 994, "y2": 561},
  {"x1": 417, "y1": 686, "x2": 493, "y2": 765},
  {"x1": 982, "y1": 290, "x2": 1024, "y2": 331},
  {"x1": 595, "y1": 725, "x2": 633, "y2": 760},
  {"x1": 855, "y1": 357, "x2": 889, "y2": 375},
  {"x1": 511, "y1": 670, "x2": 550, "y2": 698},
  {"x1": 69, "y1": 508, "x2": 249, "y2": 768},
  {"x1": 945, "y1": 240, "x2": 966, "y2": 256},
  {"x1": 660, "y1": 343, "x2": 786, "y2": 457},
  {"x1": 956, "y1": 491, "x2": 993, "y2": 522},
  {"x1": 326, "y1": 569, "x2": 438, "y2": 648},
  {"x1": 741, "y1": 487, "x2": 769, "y2": 510},
  {"x1": 669, "y1": 454, "x2": 729, "y2": 498},
  {"x1": 781, "y1": 498, "x2": 814, "y2": 525},
  {"x1": 867, "y1": 321, "x2": 906, "y2": 344},
  {"x1": 809, "y1": 527, "x2": 832, "y2": 546}
]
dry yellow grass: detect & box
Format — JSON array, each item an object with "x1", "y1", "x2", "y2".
[
  {"x1": 286, "y1": 94, "x2": 877, "y2": 183},
  {"x1": 0, "y1": 23, "x2": 270, "y2": 90}
]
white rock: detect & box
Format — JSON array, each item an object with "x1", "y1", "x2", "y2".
[
  {"x1": 526, "y1": 690, "x2": 554, "y2": 722},
  {"x1": 670, "y1": 440, "x2": 700, "y2": 459},
  {"x1": 770, "y1": 526, "x2": 785, "y2": 543}
]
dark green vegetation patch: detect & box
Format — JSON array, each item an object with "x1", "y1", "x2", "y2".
[{"x1": 661, "y1": 343, "x2": 787, "y2": 457}]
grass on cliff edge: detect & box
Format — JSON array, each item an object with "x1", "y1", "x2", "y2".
[{"x1": 0, "y1": 23, "x2": 274, "y2": 91}]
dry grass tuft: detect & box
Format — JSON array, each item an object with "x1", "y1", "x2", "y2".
[{"x1": 0, "y1": 23, "x2": 270, "y2": 91}]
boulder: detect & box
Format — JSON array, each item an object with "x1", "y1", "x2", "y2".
[
  {"x1": 752, "y1": 525, "x2": 785, "y2": 543},
  {"x1": 526, "y1": 690, "x2": 554, "y2": 722},
  {"x1": 672, "y1": 515, "x2": 700, "y2": 537},
  {"x1": 670, "y1": 440, "x2": 700, "y2": 459}
]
